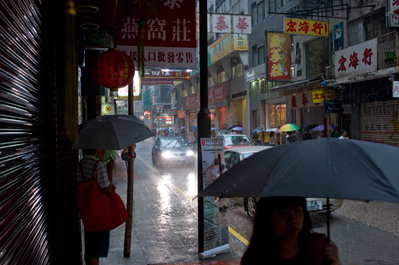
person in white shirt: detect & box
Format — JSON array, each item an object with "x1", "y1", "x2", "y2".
[{"x1": 338, "y1": 130, "x2": 349, "y2": 140}]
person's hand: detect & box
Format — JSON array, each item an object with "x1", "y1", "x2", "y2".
[
  {"x1": 107, "y1": 155, "x2": 115, "y2": 172},
  {"x1": 132, "y1": 143, "x2": 136, "y2": 151},
  {"x1": 324, "y1": 240, "x2": 341, "y2": 265},
  {"x1": 98, "y1": 149, "x2": 106, "y2": 162}
]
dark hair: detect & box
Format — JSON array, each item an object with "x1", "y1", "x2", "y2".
[
  {"x1": 341, "y1": 130, "x2": 347, "y2": 134},
  {"x1": 82, "y1": 149, "x2": 96, "y2": 155},
  {"x1": 270, "y1": 132, "x2": 274, "y2": 137},
  {"x1": 241, "y1": 197, "x2": 312, "y2": 264}
]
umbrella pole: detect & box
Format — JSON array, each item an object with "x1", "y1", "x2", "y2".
[
  {"x1": 326, "y1": 197, "x2": 330, "y2": 241},
  {"x1": 124, "y1": 79, "x2": 135, "y2": 257}
]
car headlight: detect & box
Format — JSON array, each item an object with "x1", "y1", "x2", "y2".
[
  {"x1": 162, "y1": 151, "x2": 172, "y2": 158},
  {"x1": 186, "y1": 150, "x2": 194, "y2": 156}
]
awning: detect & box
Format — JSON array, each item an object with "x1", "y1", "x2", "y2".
[{"x1": 270, "y1": 76, "x2": 324, "y2": 92}]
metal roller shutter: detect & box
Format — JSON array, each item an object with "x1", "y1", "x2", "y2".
[{"x1": 0, "y1": 1, "x2": 67, "y2": 264}]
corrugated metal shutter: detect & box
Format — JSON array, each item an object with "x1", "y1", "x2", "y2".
[
  {"x1": 0, "y1": 1, "x2": 55, "y2": 264},
  {"x1": 360, "y1": 100, "x2": 399, "y2": 146}
]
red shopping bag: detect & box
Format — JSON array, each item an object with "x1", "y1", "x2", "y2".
[{"x1": 77, "y1": 161, "x2": 129, "y2": 232}]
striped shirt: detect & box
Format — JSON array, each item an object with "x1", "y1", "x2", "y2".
[{"x1": 78, "y1": 155, "x2": 110, "y2": 189}]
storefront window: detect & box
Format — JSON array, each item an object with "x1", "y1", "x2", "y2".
[
  {"x1": 210, "y1": 109, "x2": 215, "y2": 127},
  {"x1": 218, "y1": 106, "x2": 228, "y2": 129},
  {"x1": 232, "y1": 64, "x2": 244, "y2": 79},
  {"x1": 260, "y1": 79, "x2": 266, "y2": 94},
  {"x1": 270, "y1": 104, "x2": 286, "y2": 128}
]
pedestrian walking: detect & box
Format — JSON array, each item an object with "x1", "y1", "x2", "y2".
[
  {"x1": 269, "y1": 132, "x2": 276, "y2": 146},
  {"x1": 241, "y1": 197, "x2": 341, "y2": 265},
  {"x1": 338, "y1": 130, "x2": 349, "y2": 140},
  {"x1": 122, "y1": 144, "x2": 136, "y2": 176},
  {"x1": 303, "y1": 129, "x2": 313, "y2": 140},
  {"x1": 330, "y1": 128, "x2": 341, "y2": 138}
]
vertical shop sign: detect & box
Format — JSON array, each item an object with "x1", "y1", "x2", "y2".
[
  {"x1": 116, "y1": 0, "x2": 196, "y2": 69},
  {"x1": 393, "y1": 81, "x2": 399, "y2": 98},
  {"x1": 293, "y1": 37, "x2": 302, "y2": 77},
  {"x1": 156, "y1": 105, "x2": 164, "y2": 114},
  {"x1": 267, "y1": 33, "x2": 291, "y2": 80},
  {"x1": 200, "y1": 138, "x2": 229, "y2": 254}
]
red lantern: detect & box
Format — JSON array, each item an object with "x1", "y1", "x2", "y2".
[{"x1": 92, "y1": 49, "x2": 135, "y2": 90}]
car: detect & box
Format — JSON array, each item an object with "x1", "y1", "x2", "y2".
[
  {"x1": 215, "y1": 134, "x2": 254, "y2": 150},
  {"x1": 223, "y1": 147, "x2": 343, "y2": 218},
  {"x1": 152, "y1": 136, "x2": 196, "y2": 167}
]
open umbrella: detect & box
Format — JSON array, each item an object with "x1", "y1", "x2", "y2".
[
  {"x1": 211, "y1": 127, "x2": 218, "y2": 131},
  {"x1": 192, "y1": 125, "x2": 198, "y2": 130},
  {"x1": 251, "y1": 127, "x2": 263, "y2": 136},
  {"x1": 232, "y1": 126, "x2": 244, "y2": 131},
  {"x1": 278, "y1": 123, "x2": 301, "y2": 132},
  {"x1": 265, "y1": 128, "x2": 278, "y2": 132},
  {"x1": 313, "y1": 124, "x2": 335, "y2": 131},
  {"x1": 227, "y1": 125, "x2": 236, "y2": 130},
  {"x1": 180, "y1": 126, "x2": 187, "y2": 130},
  {"x1": 301, "y1": 124, "x2": 319, "y2": 132},
  {"x1": 72, "y1": 115, "x2": 155, "y2": 150},
  {"x1": 198, "y1": 138, "x2": 399, "y2": 237}
]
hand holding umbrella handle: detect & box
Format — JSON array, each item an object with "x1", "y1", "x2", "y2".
[{"x1": 324, "y1": 239, "x2": 342, "y2": 265}]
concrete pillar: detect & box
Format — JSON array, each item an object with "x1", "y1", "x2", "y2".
[{"x1": 221, "y1": 58, "x2": 232, "y2": 80}]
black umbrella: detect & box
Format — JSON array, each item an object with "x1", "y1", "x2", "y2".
[
  {"x1": 73, "y1": 115, "x2": 155, "y2": 150},
  {"x1": 198, "y1": 138, "x2": 399, "y2": 237},
  {"x1": 301, "y1": 124, "x2": 319, "y2": 132}
]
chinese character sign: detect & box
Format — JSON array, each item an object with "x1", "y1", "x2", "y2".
[
  {"x1": 267, "y1": 33, "x2": 291, "y2": 81},
  {"x1": 393, "y1": 81, "x2": 399, "y2": 98},
  {"x1": 117, "y1": 71, "x2": 141, "y2": 100},
  {"x1": 208, "y1": 14, "x2": 251, "y2": 34},
  {"x1": 387, "y1": 0, "x2": 399, "y2": 28},
  {"x1": 116, "y1": 0, "x2": 196, "y2": 69},
  {"x1": 312, "y1": 90, "x2": 335, "y2": 103},
  {"x1": 284, "y1": 18, "x2": 329, "y2": 37},
  {"x1": 212, "y1": 14, "x2": 231, "y2": 33},
  {"x1": 233, "y1": 15, "x2": 251, "y2": 34},
  {"x1": 334, "y1": 38, "x2": 377, "y2": 78}
]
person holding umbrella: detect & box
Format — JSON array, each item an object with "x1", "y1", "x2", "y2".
[{"x1": 241, "y1": 197, "x2": 341, "y2": 265}]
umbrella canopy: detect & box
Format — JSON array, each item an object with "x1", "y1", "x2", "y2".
[
  {"x1": 192, "y1": 125, "x2": 198, "y2": 130},
  {"x1": 232, "y1": 126, "x2": 244, "y2": 131},
  {"x1": 251, "y1": 127, "x2": 263, "y2": 136},
  {"x1": 180, "y1": 126, "x2": 187, "y2": 130},
  {"x1": 73, "y1": 115, "x2": 155, "y2": 150},
  {"x1": 211, "y1": 127, "x2": 218, "y2": 131},
  {"x1": 278, "y1": 123, "x2": 300, "y2": 132},
  {"x1": 313, "y1": 124, "x2": 336, "y2": 131},
  {"x1": 301, "y1": 124, "x2": 319, "y2": 132},
  {"x1": 198, "y1": 138, "x2": 399, "y2": 204},
  {"x1": 266, "y1": 128, "x2": 278, "y2": 132},
  {"x1": 227, "y1": 125, "x2": 236, "y2": 130}
]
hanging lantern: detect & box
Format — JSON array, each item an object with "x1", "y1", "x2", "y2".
[{"x1": 92, "y1": 49, "x2": 134, "y2": 90}]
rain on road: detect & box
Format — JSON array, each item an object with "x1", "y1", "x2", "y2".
[{"x1": 132, "y1": 139, "x2": 399, "y2": 265}]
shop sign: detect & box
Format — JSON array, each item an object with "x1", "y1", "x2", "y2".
[
  {"x1": 312, "y1": 90, "x2": 335, "y2": 103},
  {"x1": 117, "y1": 71, "x2": 141, "y2": 99},
  {"x1": 283, "y1": 18, "x2": 329, "y2": 37},
  {"x1": 244, "y1": 64, "x2": 266, "y2": 82},
  {"x1": 116, "y1": 0, "x2": 196, "y2": 69},
  {"x1": 208, "y1": 14, "x2": 252, "y2": 34},
  {"x1": 142, "y1": 70, "x2": 188, "y2": 85},
  {"x1": 185, "y1": 93, "x2": 200, "y2": 110},
  {"x1": 156, "y1": 105, "x2": 164, "y2": 114},
  {"x1": 324, "y1": 100, "x2": 343, "y2": 113},
  {"x1": 334, "y1": 38, "x2": 377, "y2": 78},
  {"x1": 267, "y1": 33, "x2": 291, "y2": 80},
  {"x1": 288, "y1": 92, "x2": 324, "y2": 109},
  {"x1": 208, "y1": 34, "x2": 247, "y2": 65},
  {"x1": 158, "y1": 116, "x2": 172, "y2": 123},
  {"x1": 143, "y1": 111, "x2": 150, "y2": 117},
  {"x1": 393, "y1": 81, "x2": 399, "y2": 98},
  {"x1": 386, "y1": 0, "x2": 399, "y2": 28},
  {"x1": 209, "y1": 83, "x2": 227, "y2": 104},
  {"x1": 178, "y1": 110, "x2": 186, "y2": 118}
]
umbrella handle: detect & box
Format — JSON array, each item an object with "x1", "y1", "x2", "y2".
[{"x1": 326, "y1": 197, "x2": 330, "y2": 241}]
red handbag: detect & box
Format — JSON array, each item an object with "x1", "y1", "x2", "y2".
[{"x1": 77, "y1": 160, "x2": 129, "y2": 232}]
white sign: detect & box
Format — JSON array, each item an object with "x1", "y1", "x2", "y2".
[
  {"x1": 208, "y1": 14, "x2": 251, "y2": 34},
  {"x1": 393, "y1": 81, "x2": 399, "y2": 98},
  {"x1": 118, "y1": 71, "x2": 140, "y2": 97},
  {"x1": 334, "y1": 38, "x2": 377, "y2": 78},
  {"x1": 387, "y1": 0, "x2": 399, "y2": 27},
  {"x1": 212, "y1": 14, "x2": 231, "y2": 33}
]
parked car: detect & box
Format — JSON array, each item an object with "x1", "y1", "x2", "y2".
[
  {"x1": 215, "y1": 134, "x2": 254, "y2": 150},
  {"x1": 152, "y1": 136, "x2": 196, "y2": 167},
  {"x1": 223, "y1": 147, "x2": 343, "y2": 218}
]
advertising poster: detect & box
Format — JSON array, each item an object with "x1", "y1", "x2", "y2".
[
  {"x1": 267, "y1": 32, "x2": 291, "y2": 80},
  {"x1": 334, "y1": 22, "x2": 344, "y2": 51},
  {"x1": 293, "y1": 39, "x2": 302, "y2": 77},
  {"x1": 200, "y1": 138, "x2": 228, "y2": 252}
]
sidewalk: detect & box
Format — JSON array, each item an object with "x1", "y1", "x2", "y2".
[{"x1": 101, "y1": 148, "x2": 241, "y2": 265}]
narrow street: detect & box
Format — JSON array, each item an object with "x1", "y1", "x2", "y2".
[{"x1": 110, "y1": 139, "x2": 399, "y2": 265}]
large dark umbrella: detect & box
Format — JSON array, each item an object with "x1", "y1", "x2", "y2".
[
  {"x1": 198, "y1": 138, "x2": 399, "y2": 237},
  {"x1": 301, "y1": 124, "x2": 319, "y2": 132},
  {"x1": 73, "y1": 115, "x2": 155, "y2": 150}
]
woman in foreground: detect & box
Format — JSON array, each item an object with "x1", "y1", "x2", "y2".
[{"x1": 241, "y1": 197, "x2": 341, "y2": 265}]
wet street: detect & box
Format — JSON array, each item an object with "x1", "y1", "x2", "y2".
[{"x1": 130, "y1": 139, "x2": 399, "y2": 265}]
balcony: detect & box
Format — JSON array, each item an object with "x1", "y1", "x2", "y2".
[{"x1": 377, "y1": 31, "x2": 399, "y2": 70}]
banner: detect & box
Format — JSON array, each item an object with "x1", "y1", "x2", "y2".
[
  {"x1": 200, "y1": 138, "x2": 229, "y2": 252},
  {"x1": 334, "y1": 22, "x2": 344, "y2": 51},
  {"x1": 208, "y1": 14, "x2": 251, "y2": 34},
  {"x1": 284, "y1": 18, "x2": 329, "y2": 37},
  {"x1": 312, "y1": 90, "x2": 335, "y2": 103},
  {"x1": 178, "y1": 110, "x2": 186, "y2": 118},
  {"x1": 267, "y1": 33, "x2": 291, "y2": 80},
  {"x1": 116, "y1": 0, "x2": 196, "y2": 69}
]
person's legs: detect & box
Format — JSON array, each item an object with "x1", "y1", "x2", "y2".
[
  {"x1": 85, "y1": 257, "x2": 99, "y2": 265},
  {"x1": 84, "y1": 231, "x2": 110, "y2": 265}
]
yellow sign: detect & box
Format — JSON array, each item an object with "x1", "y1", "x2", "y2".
[
  {"x1": 312, "y1": 90, "x2": 335, "y2": 103},
  {"x1": 284, "y1": 18, "x2": 329, "y2": 37},
  {"x1": 208, "y1": 34, "x2": 247, "y2": 65}
]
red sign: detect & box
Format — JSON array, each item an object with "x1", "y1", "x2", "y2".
[
  {"x1": 208, "y1": 83, "x2": 227, "y2": 104},
  {"x1": 178, "y1": 110, "x2": 186, "y2": 118},
  {"x1": 184, "y1": 93, "x2": 200, "y2": 110},
  {"x1": 116, "y1": 0, "x2": 196, "y2": 69},
  {"x1": 267, "y1": 33, "x2": 291, "y2": 80}
]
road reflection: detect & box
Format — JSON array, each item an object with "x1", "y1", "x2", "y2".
[
  {"x1": 186, "y1": 172, "x2": 197, "y2": 198},
  {"x1": 157, "y1": 178, "x2": 171, "y2": 212}
]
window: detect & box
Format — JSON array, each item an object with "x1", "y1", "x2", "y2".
[
  {"x1": 265, "y1": 0, "x2": 269, "y2": 18},
  {"x1": 216, "y1": 1, "x2": 227, "y2": 13},
  {"x1": 270, "y1": 104, "x2": 287, "y2": 128},
  {"x1": 232, "y1": 63, "x2": 244, "y2": 79},
  {"x1": 276, "y1": 0, "x2": 282, "y2": 10},
  {"x1": 217, "y1": 66, "x2": 226, "y2": 83},
  {"x1": 270, "y1": 0, "x2": 275, "y2": 12},
  {"x1": 252, "y1": 3, "x2": 257, "y2": 26},
  {"x1": 365, "y1": 9, "x2": 389, "y2": 41},
  {"x1": 257, "y1": 1, "x2": 264, "y2": 23},
  {"x1": 252, "y1": 46, "x2": 258, "y2": 67},
  {"x1": 208, "y1": 5, "x2": 214, "y2": 13},
  {"x1": 208, "y1": 77, "x2": 214, "y2": 87},
  {"x1": 260, "y1": 79, "x2": 266, "y2": 94},
  {"x1": 258, "y1": 46, "x2": 265, "y2": 65}
]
